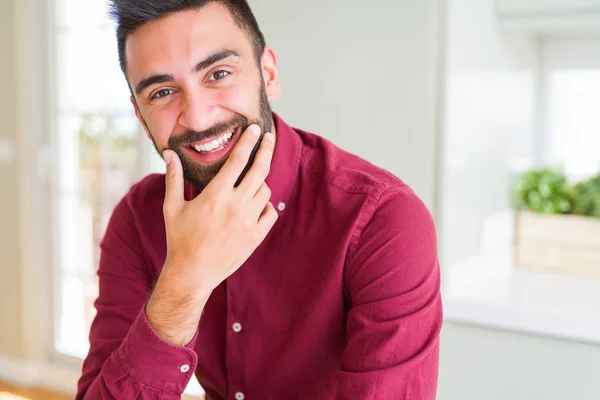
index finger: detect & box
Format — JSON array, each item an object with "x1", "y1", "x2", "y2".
[
  {"x1": 235, "y1": 132, "x2": 275, "y2": 197},
  {"x1": 210, "y1": 124, "x2": 263, "y2": 188}
]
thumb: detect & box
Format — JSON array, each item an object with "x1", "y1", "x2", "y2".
[{"x1": 163, "y1": 150, "x2": 184, "y2": 215}]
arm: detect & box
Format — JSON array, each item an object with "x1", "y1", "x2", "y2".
[
  {"x1": 75, "y1": 192, "x2": 199, "y2": 400},
  {"x1": 334, "y1": 185, "x2": 443, "y2": 399}
]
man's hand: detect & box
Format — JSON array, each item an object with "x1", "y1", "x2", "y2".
[{"x1": 146, "y1": 124, "x2": 278, "y2": 346}]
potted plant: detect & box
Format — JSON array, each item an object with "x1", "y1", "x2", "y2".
[{"x1": 514, "y1": 169, "x2": 600, "y2": 276}]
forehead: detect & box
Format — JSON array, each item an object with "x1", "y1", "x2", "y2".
[{"x1": 125, "y1": 3, "x2": 253, "y2": 80}]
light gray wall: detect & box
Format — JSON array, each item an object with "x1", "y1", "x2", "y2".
[{"x1": 250, "y1": 0, "x2": 444, "y2": 210}]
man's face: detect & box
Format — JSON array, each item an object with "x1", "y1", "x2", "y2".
[{"x1": 125, "y1": 3, "x2": 280, "y2": 189}]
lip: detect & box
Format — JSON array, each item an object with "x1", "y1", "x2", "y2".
[{"x1": 183, "y1": 125, "x2": 243, "y2": 165}]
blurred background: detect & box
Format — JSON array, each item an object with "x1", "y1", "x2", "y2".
[{"x1": 1, "y1": 0, "x2": 600, "y2": 399}]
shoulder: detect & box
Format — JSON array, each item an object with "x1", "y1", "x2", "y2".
[
  {"x1": 296, "y1": 128, "x2": 426, "y2": 210},
  {"x1": 121, "y1": 173, "x2": 166, "y2": 210},
  {"x1": 107, "y1": 174, "x2": 166, "y2": 226},
  {"x1": 128, "y1": 173, "x2": 166, "y2": 202},
  {"x1": 294, "y1": 127, "x2": 435, "y2": 248}
]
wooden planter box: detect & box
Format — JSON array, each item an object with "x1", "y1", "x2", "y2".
[{"x1": 515, "y1": 211, "x2": 600, "y2": 277}]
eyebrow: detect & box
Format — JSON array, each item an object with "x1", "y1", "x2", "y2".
[{"x1": 134, "y1": 49, "x2": 242, "y2": 96}]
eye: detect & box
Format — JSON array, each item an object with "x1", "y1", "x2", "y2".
[
  {"x1": 151, "y1": 89, "x2": 174, "y2": 100},
  {"x1": 208, "y1": 70, "x2": 230, "y2": 81}
]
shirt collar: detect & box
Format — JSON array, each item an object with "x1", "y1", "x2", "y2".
[
  {"x1": 184, "y1": 112, "x2": 303, "y2": 210},
  {"x1": 266, "y1": 112, "x2": 303, "y2": 210}
]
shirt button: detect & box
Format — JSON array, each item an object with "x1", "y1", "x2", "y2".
[
  {"x1": 277, "y1": 202, "x2": 286, "y2": 211},
  {"x1": 235, "y1": 392, "x2": 245, "y2": 400},
  {"x1": 179, "y1": 364, "x2": 190, "y2": 373},
  {"x1": 232, "y1": 322, "x2": 242, "y2": 333}
]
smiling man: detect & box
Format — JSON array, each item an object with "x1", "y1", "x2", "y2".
[{"x1": 76, "y1": 1, "x2": 442, "y2": 399}]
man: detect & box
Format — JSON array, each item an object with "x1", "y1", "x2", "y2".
[{"x1": 76, "y1": 1, "x2": 442, "y2": 399}]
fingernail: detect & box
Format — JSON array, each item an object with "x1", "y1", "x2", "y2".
[
  {"x1": 265, "y1": 132, "x2": 275, "y2": 143},
  {"x1": 250, "y1": 124, "x2": 261, "y2": 136},
  {"x1": 163, "y1": 151, "x2": 172, "y2": 165}
]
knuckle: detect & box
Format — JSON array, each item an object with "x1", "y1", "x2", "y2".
[
  {"x1": 207, "y1": 196, "x2": 219, "y2": 212},
  {"x1": 254, "y1": 159, "x2": 270, "y2": 175},
  {"x1": 263, "y1": 185, "x2": 272, "y2": 198},
  {"x1": 252, "y1": 230, "x2": 264, "y2": 243},
  {"x1": 165, "y1": 171, "x2": 177, "y2": 185},
  {"x1": 226, "y1": 203, "x2": 241, "y2": 219}
]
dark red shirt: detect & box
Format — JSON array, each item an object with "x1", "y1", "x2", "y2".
[{"x1": 76, "y1": 113, "x2": 442, "y2": 400}]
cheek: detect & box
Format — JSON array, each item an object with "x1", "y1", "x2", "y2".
[
  {"x1": 216, "y1": 82, "x2": 261, "y2": 118},
  {"x1": 145, "y1": 105, "x2": 180, "y2": 147}
]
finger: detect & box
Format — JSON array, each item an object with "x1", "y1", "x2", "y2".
[
  {"x1": 250, "y1": 183, "x2": 272, "y2": 217},
  {"x1": 257, "y1": 201, "x2": 279, "y2": 233},
  {"x1": 235, "y1": 132, "x2": 275, "y2": 198},
  {"x1": 212, "y1": 124, "x2": 262, "y2": 188},
  {"x1": 163, "y1": 150, "x2": 185, "y2": 216}
]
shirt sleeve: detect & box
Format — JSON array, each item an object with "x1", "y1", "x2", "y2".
[
  {"x1": 332, "y1": 185, "x2": 443, "y2": 400},
  {"x1": 75, "y1": 189, "x2": 199, "y2": 399}
]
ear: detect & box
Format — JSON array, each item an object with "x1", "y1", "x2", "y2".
[
  {"x1": 130, "y1": 95, "x2": 152, "y2": 140},
  {"x1": 260, "y1": 46, "x2": 280, "y2": 102}
]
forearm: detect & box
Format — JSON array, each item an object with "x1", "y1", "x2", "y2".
[{"x1": 146, "y1": 260, "x2": 211, "y2": 347}]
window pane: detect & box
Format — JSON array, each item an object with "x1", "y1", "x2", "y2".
[
  {"x1": 55, "y1": 276, "x2": 96, "y2": 358},
  {"x1": 55, "y1": 0, "x2": 111, "y2": 29},
  {"x1": 55, "y1": 29, "x2": 130, "y2": 113},
  {"x1": 55, "y1": 110, "x2": 139, "y2": 357},
  {"x1": 547, "y1": 70, "x2": 600, "y2": 180}
]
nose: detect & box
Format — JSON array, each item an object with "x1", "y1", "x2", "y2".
[{"x1": 178, "y1": 89, "x2": 221, "y2": 132}]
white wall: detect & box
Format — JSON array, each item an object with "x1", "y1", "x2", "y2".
[
  {"x1": 440, "y1": 0, "x2": 537, "y2": 266},
  {"x1": 250, "y1": 0, "x2": 444, "y2": 210}
]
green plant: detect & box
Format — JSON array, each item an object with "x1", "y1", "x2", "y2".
[
  {"x1": 515, "y1": 168, "x2": 573, "y2": 215},
  {"x1": 571, "y1": 173, "x2": 600, "y2": 219}
]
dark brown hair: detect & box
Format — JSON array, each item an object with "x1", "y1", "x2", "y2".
[{"x1": 108, "y1": 0, "x2": 267, "y2": 75}]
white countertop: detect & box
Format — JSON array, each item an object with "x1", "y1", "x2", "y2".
[{"x1": 443, "y1": 248, "x2": 600, "y2": 344}]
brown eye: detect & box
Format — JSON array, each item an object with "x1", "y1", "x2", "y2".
[
  {"x1": 153, "y1": 89, "x2": 173, "y2": 99},
  {"x1": 208, "y1": 70, "x2": 230, "y2": 81}
]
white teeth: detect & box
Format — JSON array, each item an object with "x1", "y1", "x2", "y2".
[{"x1": 192, "y1": 129, "x2": 236, "y2": 153}]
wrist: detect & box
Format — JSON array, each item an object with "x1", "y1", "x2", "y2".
[
  {"x1": 162, "y1": 256, "x2": 217, "y2": 298},
  {"x1": 145, "y1": 272, "x2": 210, "y2": 346}
]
